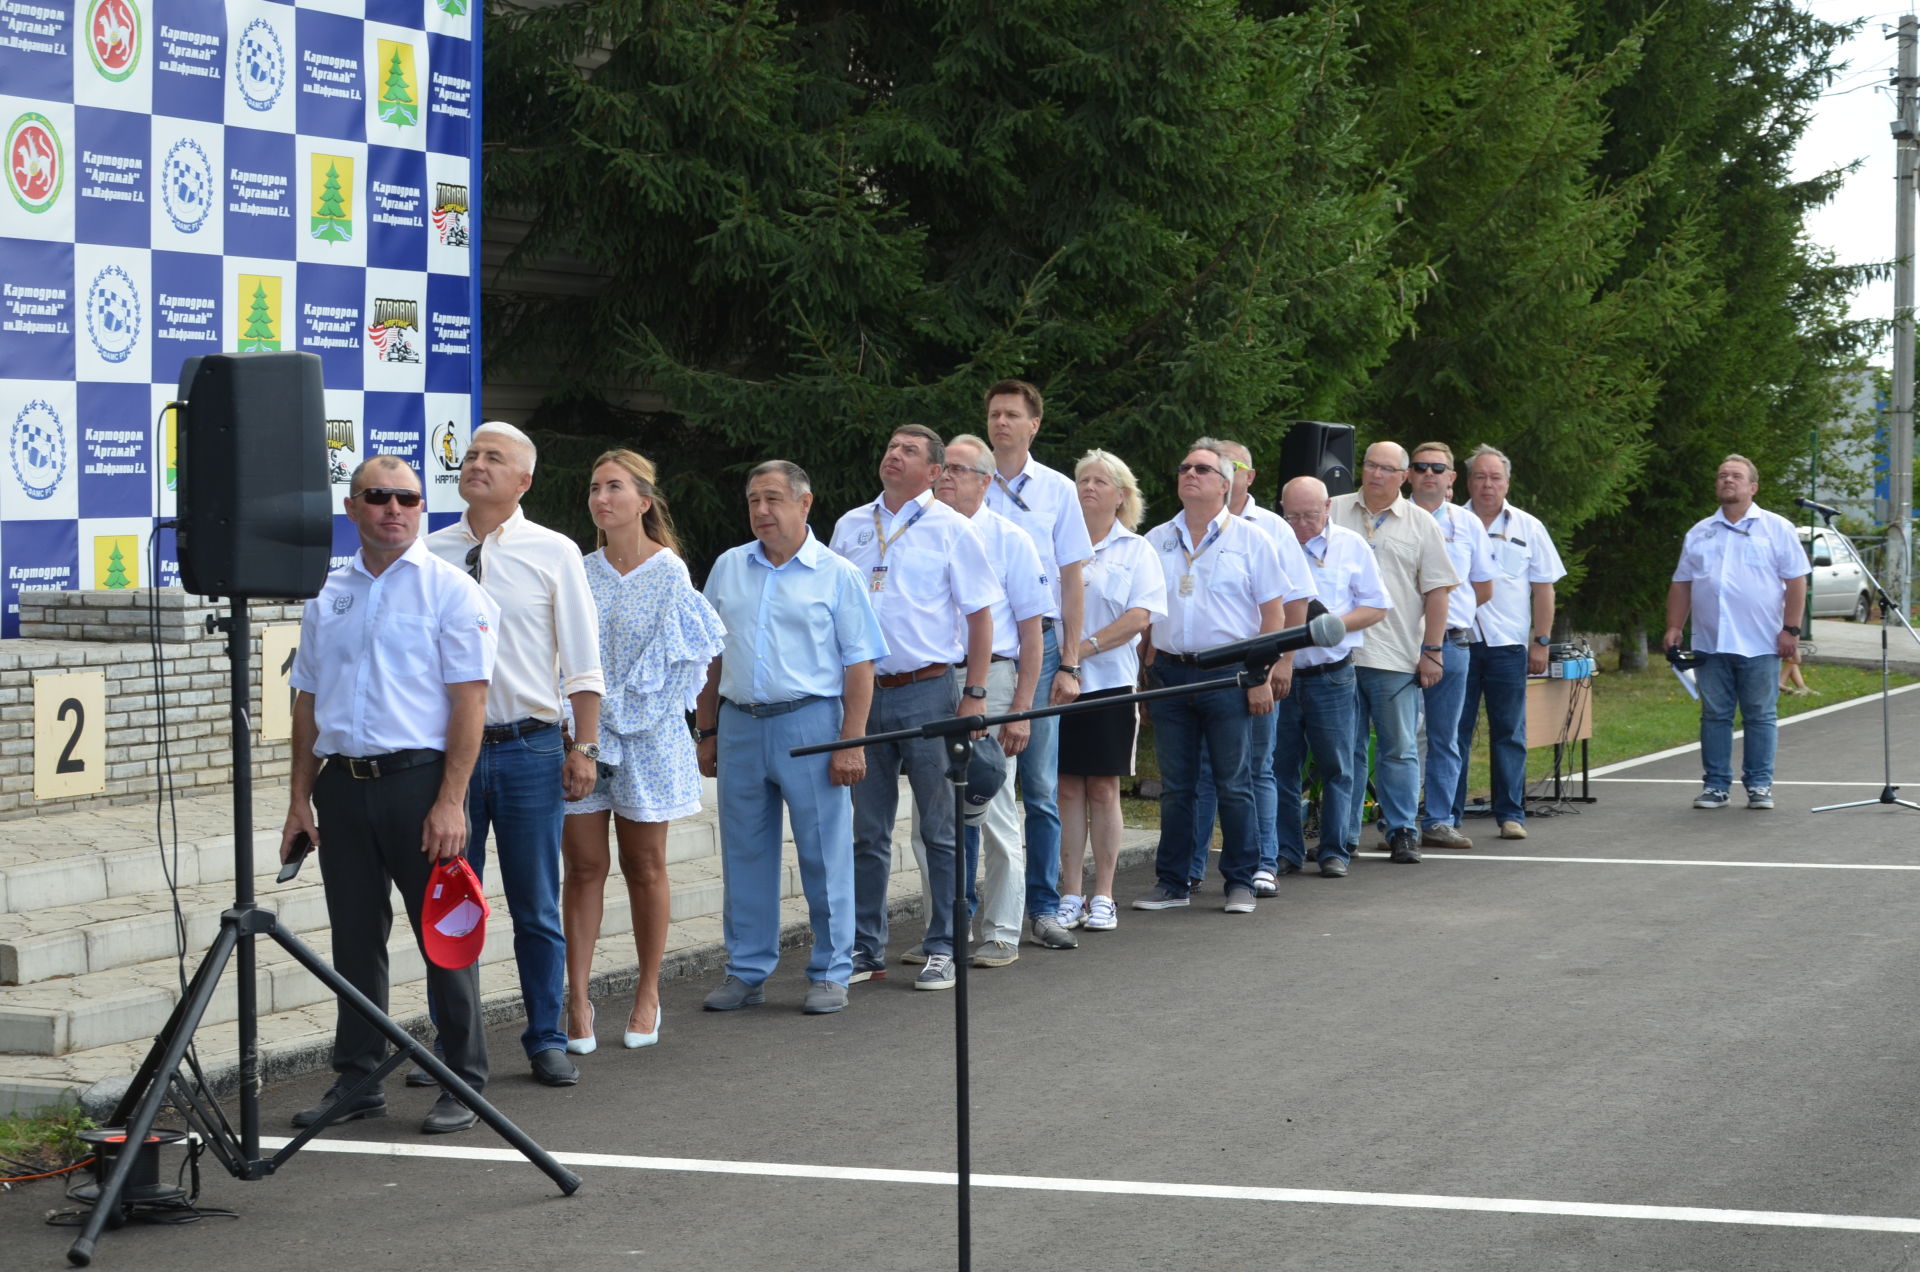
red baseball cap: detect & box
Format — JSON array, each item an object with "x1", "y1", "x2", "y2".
[{"x1": 422, "y1": 857, "x2": 489, "y2": 970}]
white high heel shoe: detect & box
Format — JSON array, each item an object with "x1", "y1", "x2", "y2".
[
  {"x1": 565, "y1": 1003, "x2": 597, "y2": 1055},
  {"x1": 623, "y1": 1004, "x2": 662, "y2": 1049}
]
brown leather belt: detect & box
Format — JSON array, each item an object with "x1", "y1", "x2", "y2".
[{"x1": 875, "y1": 662, "x2": 950, "y2": 689}]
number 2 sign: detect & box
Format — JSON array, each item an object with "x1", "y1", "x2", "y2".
[{"x1": 34, "y1": 673, "x2": 106, "y2": 800}]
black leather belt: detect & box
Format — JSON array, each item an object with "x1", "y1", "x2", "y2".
[
  {"x1": 990, "y1": 653, "x2": 1013, "y2": 663},
  {"x1": 1446, "y1": 626, "x2": 1472, "y2": 644},
  {"x1": 325, "y1": 748, "x2": 441, "y2": 780},
  {"x1": 482, "y1": 718, "x2": 557, "y2": 745},
  {"x1": 723, "y1": 696, "x2": 820, "y2": 718},
  {"x1": 1041, "y1": 617, "x2": 1056, "y2": 632},
  {"x1": 1294, "y1": 652, "x2": 1353, "y2": 679},
  {"x1": 1159, "y1": 652, "x2": 1205, "y2": 666}
]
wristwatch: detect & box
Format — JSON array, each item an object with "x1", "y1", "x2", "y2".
[
  {"x1": 962, "y1": 685, "x2": 988, "y2": 700},
  {"x1": 1782, "y1": 624, "x2": 1802, "y2": 637},
  {"x1": 1058, "y1": 664, "x2": 1082, "y2": 680},
  {"x1": 1420, "y1": 643, "x2": 1443, "y2": 652},
  {"x1": 1533, "y1": 635, "x2": 1552, "y2": 646},
  {"x1": 694, "y1": 726, "x2": 717, "y2": 741},
  {"x1": 570, "y1": 741, "x2": 600, "y2": 761}
]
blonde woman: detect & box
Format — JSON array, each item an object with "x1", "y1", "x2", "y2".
[
  {"x1": 562, "y1": 451, "x2": 725, "y2": 1052},
  {"x1": 1055, "y1": 451, "x2": 1166, "y2": 932}
]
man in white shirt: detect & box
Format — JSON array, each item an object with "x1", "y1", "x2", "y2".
[
  {"x1": 1455, "y1": 445, "x2": 1567, "y2": 839},
  {"x1": 983, "y1": 379, "x2": 1093, "y2": 949},
  {"x1": 1133, "y1": 443, "x2": 1294, "y2": 915},
  {"x1": 1329, "y1": 441, "x2": 1459, "y2": 865},
  {"x1": 830, "y1": 425, "x2": 1000, "y2": 991},
  {"x1": 283, "y1": 456, "x2": 498, "y2": 1135},
  {"x1": 1275, "y1": 477, "x2": 1389, "y2": 877},
  {"x1": 907, "y1": 433, "x2": 1049, "y2": 968},
  {"x1": 1407, "y1": 442, "x2": 1495, "y2": 850},
  {"x1": 1663, "y1": 453, "x2": 1809, "y2": 811},
  {"x1": 425, "y1": 422, "x2": 605, "y2": 1089}
]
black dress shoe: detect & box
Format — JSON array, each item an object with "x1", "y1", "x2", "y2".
[
  {"x1": 404, "y1": 1065, "x2": 438, "y2": 1088},
  {"x1": 291, "y1": 1084, "x2": 386, "y2": 1129},
  {"x1": 421, "y1": 1092, "x2": 479, "y2": 1135},
  {"x1": 530, "y1": 1048, "x2": 580, "y2": 1087}
]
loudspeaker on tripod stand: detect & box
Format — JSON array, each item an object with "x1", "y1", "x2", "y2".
[
  {"x1": 1278, "y1": 420, "x2": 1356, "y2": 496},
  {"x1": 175, "y1": 352, "x2": 331, "y2": 600}
]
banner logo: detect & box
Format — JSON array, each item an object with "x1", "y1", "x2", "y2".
[
  {"x1": 238, "y1": 274, "x2": 283, "y2": 352},
  {"x1": 432, "y1": 182, "x2": 468, "y2": 247},
  {"x1": 235, "y1": 18, "x2": 286, "y2": 113},
  {"x1": 11, "y1": 400, "x2": 67, "y2": 501},
  {"x1": 326, "y1": 417, "x2": 355, "y2": 483},
  {"x1": 434, "y1": 0, "x2": 469, "y2": 14},
  {"x1": 6, "y1": 114, "x2": 64, "y2": 215},
  {"x1": 163, "y1": 403, "x2": 177, "y2": 492},
  {"x1": 160, "y1": 137, "x2": 213, "y2": 234},
  {"x1": 85, "y1": 265, "x2": 141, "y2": 364},
  {"x1": 431, "y1": 419, "x2": 462, "y2": 471},
  {"x1": 86, "y1": 0, "x2": 142, "y2": 83},
  {"x1": 367, "y1": 297, "x2": 420, "y2": 364},
  {"x1": 375, "y1": 40, "x2": 419, "y2": 127},
  {"x1": 309, "y1": 154, "x2": 354, "y2": 242},
  {"x1": 94, "y1": 535, "x2": 138, "y2": 590}
]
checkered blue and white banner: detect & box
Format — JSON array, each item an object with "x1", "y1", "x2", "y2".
[{"x1": 0, "y1": 0, "x2": 480, "y2": 634}]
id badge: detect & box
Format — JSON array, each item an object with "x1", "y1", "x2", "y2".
[
  {"x1": 870, "y1": 565, "x2": 888, "y2": 593},
  {"x1": 1178, "y1": 572, "x2": 1195, "y2": 597}
]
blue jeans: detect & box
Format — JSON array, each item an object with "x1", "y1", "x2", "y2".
[
  {"x1": 1420, "y1": 641, "x2": 1471, "y2": 830},
  {"x1": 852, "y1": 673, "x2": 961, "y2": 959},
  {"x1": 1453, "y1": 643, "x2": 1529, "y2": 825},
  {"x1": 1021, "y1": 625, "x2": 1064, "y2": 919},
  {"x1": 717, "y1": 697, "x2": 856, "y2": 986},
  {"x1": 1151, "y1": 662, "x2": 1258, "y2": 895},
  {"x1": 1347, "y1": 666, "x2": 1421, "y2": 843},
  {"x1": 1195, "y1": 711, "x2": 1277, "y2": 878},
  {"x1": 1272, "y1": 661, "x2": 1357, "y2": 868},
  {"x1": 1696, "y1": 652, "x2": 1781, "y2": 790},
  {"x1": 465, "y1": 723, "x2": 568, "y2": 1059}
]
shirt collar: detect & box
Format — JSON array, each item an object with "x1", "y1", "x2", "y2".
[
  {"x1": 454, "y1": 505, "x2": 527, "y2": 543},
  {"x1": 1714, "y1": 506, "x2": 1755, "y2": 529},
  {"x1": 871, "y1": 488, "x2": 933, "y2": 517},
  {"x1": 351, "y1": 536, "x2": 430, "y2": 580},
  {"x1": 748, "y1": 527, "x2": 828, "y2": 570},
  {"x1": 1176, "y1": 506, "x2": 1232, "y2": 549}
]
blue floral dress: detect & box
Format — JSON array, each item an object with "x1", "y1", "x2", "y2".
[{"x1": 570, "y1": 548, "x2": 726, "y2": 822}]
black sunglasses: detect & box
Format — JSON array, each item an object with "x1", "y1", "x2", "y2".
[
  {"x1": 464, "y1": 542, "x2": 483, "y2": 582},
  {"x1": 354, "y1": 486, "x2": 422, "y2": 507},
  {"x1": 1410, "y1": 461, "x2": 1450, "y2": 474},
  {"x1": 1177, "y1": 462, "x2": 1221, "y2": 478}
]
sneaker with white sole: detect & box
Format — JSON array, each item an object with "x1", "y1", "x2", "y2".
[
  {"x1": 1132, "y1": 883, "x2": 1191, "y2": 910},
  {"x1": 1056, "y1": 894, "x2": 1087, "y2": 929},
  {"x1": 915, "y1": 954, "x2": 957, "y2": 990},
  {"x1": 1223, "y1": 886, "x2": 1257, "y2": 914},
  {"x1": 899, "y1": 944, "x2": 929, "y2": 965},
  {"x1": 1030, "y1": 913, "x2": 1080, "y2": 949},
  {"x1": 1084, "y1": 895, "x2": 1118, "y2": 930},
  {"x1": 1693, "y1": 787, "x2": 1730, "y2": 810},
  {"x1": 1251, "y1": 869, "x2": 1279, "y2": 898},
  {"x1": 1421, "y1": 823, "x2": 1474, "y2": 849},
  {"x1": 971, "y1": 940, "x2": 1019, "y2": 968},
  {"x1": 1746, "y1": 786, "x2": 1775, "y2": 810}
]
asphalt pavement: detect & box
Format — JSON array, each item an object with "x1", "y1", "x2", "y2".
[{"x1": 9, "y1": 683, "x2": 1920, "y2": 1270}]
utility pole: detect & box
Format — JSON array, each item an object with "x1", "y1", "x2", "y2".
[{"x1": 1890, "y1": 15, "x2": 1916, "y2": 619}]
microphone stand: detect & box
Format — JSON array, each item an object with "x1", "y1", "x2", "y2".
[
  {"x1": 1804, "y1": 511, "x2": 1920, "y2": 813},
  {"x1": 792, "y1": 648, "x2": 1289, "y2": 1272}
]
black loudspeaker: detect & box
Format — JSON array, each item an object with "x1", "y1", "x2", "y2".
[
  {"x1": 177, "y1": 351, "x2": 331, "y2": 599},
  {"x1": 1277, "y1": 420, "x2": 1356, "y2": 496}
]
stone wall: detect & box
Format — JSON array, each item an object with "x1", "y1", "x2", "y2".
[{"x1": 4, "y1": 589, "x2": 303, "y2": 821}]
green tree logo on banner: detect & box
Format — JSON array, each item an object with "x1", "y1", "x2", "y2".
[
  {"x1": 311, "y1": 160, "x2": 351, "y2": 241},
  {"x1": 103, "y1": 542, "x2": 130, "y2": 589},
  {"x1": 241, "y1": 281, "x2": 279, "y2": 351},
  {"x1": 377, "y1": 45, "x2": 418, "y2": 126}
]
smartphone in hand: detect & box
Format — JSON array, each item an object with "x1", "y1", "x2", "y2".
[{"x1": 277, "y1": 831, "x2": 313, "y2": 883}]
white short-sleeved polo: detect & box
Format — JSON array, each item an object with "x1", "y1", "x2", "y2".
[
  {"x1": 965, "y1": 504, "x2": 1052, "y2": 659},
  {"x1": 1426, "y1": 500, "x2": 1496, "y2": 632},
  {"x1": 1079, "y1": 526, "x2": 1167, "y2": 692},
  {"x1": 1672, "y1": 505, "x2": 1810, "y2": 657},
  {"x1": 984, "y1": 455, "x2": 1095, "y2": 619},
  {"x1": 1145, "y1": 508, "x2": 1290, "y2": 655},
  {"x1": 829, "y1": 490, "x2": 1003, "y2": 675},
  {"x1": 1236, "y1": 494, "x2": 1317, "y2": 606},
  {"x1": 1472, "y1": 502, "x2": 1567, "y2": 648},
  {"x1": 1293, "y1": 523, "x2": 1392, "y2": 668}
]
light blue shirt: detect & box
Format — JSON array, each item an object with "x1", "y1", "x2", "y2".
[{"x1": 704, "y1": 530, "x2": 889, "y2": 704}]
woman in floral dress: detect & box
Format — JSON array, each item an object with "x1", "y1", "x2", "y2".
[{"x1": 561, "y1": 450, "x2": 725, "y2": 1052}]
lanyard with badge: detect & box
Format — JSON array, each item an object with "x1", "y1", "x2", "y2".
[
  {"x1": 993, "y1": 471, "x2": 1032, "y2": 512},
  {"x1": 1177, "y1": 518, "x2": 1225, "y2": 597},
  {"x1": 868, "y1": 502, "x2": 926, "y2": 592}
]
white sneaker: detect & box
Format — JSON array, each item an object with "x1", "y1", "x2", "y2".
[
  {"x1": 1056, "y1": 894, "x2": 1087, "y2": 929},
  {"x1": 1084, "y1": 895, "x2": 1118, "y2": 931}
]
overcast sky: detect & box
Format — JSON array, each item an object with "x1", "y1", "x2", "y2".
[{"x1": 1795, "y1": 2, "x2": 1912, "y2": 345}]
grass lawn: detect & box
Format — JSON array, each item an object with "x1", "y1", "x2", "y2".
[
  {"x1": 1119, "y1": 655, "x2": 1912, "y2": 831},
  {"x1": 0, "y1": 1106, "x2": 93, "y2": 1184}
]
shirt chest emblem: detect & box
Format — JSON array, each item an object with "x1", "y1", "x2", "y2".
[{"x1": 333, "y1": 594, "x2": 353, "y2": 615}]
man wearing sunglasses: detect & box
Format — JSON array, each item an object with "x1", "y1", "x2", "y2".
[
  {"x1": 1134, "y1": 441, "x2": 1298, "y2": 915},
  {"x1": 282, "y1": 457, "x2": 499, "y2": 1135},
  {"x1": 1329, "y1": 441, "x2": 1458, "y2": 865},
  {"x1": 1407, "y1": 443, "x2": 1495, "y2": 851},
  {"x1": 426, "y1": 421, "x2": 604, "y2": 1089}
]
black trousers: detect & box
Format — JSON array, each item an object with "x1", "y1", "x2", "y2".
[{"x1": 313, "y1": 758, "x2": 489, "y2": 1092}]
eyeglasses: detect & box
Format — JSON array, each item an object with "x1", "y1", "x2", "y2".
[
  {"x1": 1410, "y1": 461, "x2": 1449, "y2": 474},
  {"x1": 354, "y1": 486, "x2": 422, "y2": 507},
  {"x1": 1362, "y1": 460, "x2": 1406, "y2": 475},
  {"x1": 1281, "y1": 511, "x2": 1326, "y2": 524},
  {"x1": 941, "y1": 463, "x2": 991, "y2": 478},
  {"x1": 464, "y1": 542, "x2": 483, "y2": 582},
  {"x1": 1177, "y1": 463, "x2": 1222, "y2": 478}
]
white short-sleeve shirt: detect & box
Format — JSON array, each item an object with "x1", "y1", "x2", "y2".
[
  {"x1": 1236, "y1": 495, "x2": 1317, "y2": 607},
  {"x1": 983, "y1": 455, "x2": 1095, "y2": 619},
  {"x1": 1672, "y1": 504, "x2": 1810, "y2": 657},
  {"x1": 1079, "y1": 524, "x2": 1167, "y2": 692},
  {"x1": 1293, "y1": 523, "x2": 1392, "y2": 668},
  {"x1": 1426, "y1": 500, "x2": 1497, "y2": 632},
  {"x1": 1472, "y1": 501, "x2": 1567, "y2": 648},
  {"x1": 829, "y1": 490, "x2": 1003, "y2": 675},
  {"x1": 1145, "y1": 508, "x2": 1291, "y2": 654},
  {"x1": 964, "y1": 504, "x2": 1052, "y2": 659}
]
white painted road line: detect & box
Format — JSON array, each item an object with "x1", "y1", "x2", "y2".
[
  {"x1": 1592, "y1": 778, "x2": 1907, "y2": 787},
  {"x1": 1354, "y1": 852, "x2": 1920, "y2": 870},
  {"x1": 1587, "y1": 683, "x2": 1920, "y2": 778},
  {"x1": 260, "y1": 1137, "x2": 1920, "y2": 1235}
]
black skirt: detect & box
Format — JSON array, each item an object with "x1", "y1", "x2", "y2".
[{"x1": 1058, "y1": 685, "x2": 1140, "y2": 778}]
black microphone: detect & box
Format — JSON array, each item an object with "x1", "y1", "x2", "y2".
[
  {"x1": 1795, "y1": 496, "x2": 1841, "y2": 520},
  {"x1": 1193, "y1": 611, "x2": 1348, "y2": 669}
]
